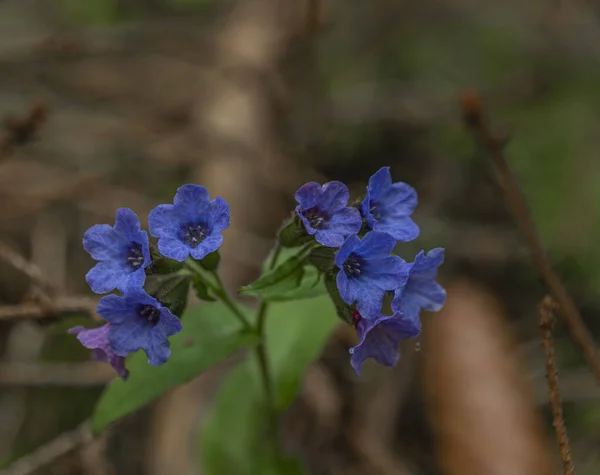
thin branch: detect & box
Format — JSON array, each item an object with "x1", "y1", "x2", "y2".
[
  {"x1": 0, "y1": 420, "x2": 93, "y2": 475},
  {"x1": 0, "y1": 362, "x2": 114, "y2": 386},
  {"x1": 539, "y1": 296, "x2": 576, "y2": 475},
  {"x1": 0, "y1": 240, "x2": 55, "y2": 295},
  {"x1": 460, "y1": 91, "x2": 600, "y2": 384},
  {"x1": 0, "y1": 296, "x2": 98, "y2": 321}
]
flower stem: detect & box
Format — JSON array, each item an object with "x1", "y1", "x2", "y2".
[
  {"x1": 184, "y1": 258, "x2": 251, "y2": 330},
  {"x1": 254, "y1": 243, "x2": 282, "y2": 438}
]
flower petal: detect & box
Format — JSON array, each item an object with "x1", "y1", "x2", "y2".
[
  {"x1": 334, "y1": 234, "x2": 361, "y2": 268},
  {"x1": 109, "y1": 318, "x2": 152, "y2": 356},
  {"x1": 96, "y1": 294, "x2": 132, "y2": 325},
  {"x1": 86, "y1": 261, "x2": 127, "y2": 294},
  {"x1": 114, "y1": 208, "x2": 142, "y2": 240},
  {"x1": 189, "y1": 232, "x2": 223, "y2": 260},
  {"x1": 363, "y1": 256, "x2": 409, "y2": 290},
  {"x1": 148, "y1": 204, "x2": 180, "y2": 239},
  {"x1": 211, "y1": 197, "x2": 231, "y2": 231},
  {"x1": 158, "y1": 237, "x2": 191, "y2": 261},
  {"x1": 120, "y1": 267, "x2": 147, "y2": 292},
  {"x1": 356, "y1": 231, "x2": 396, "y2": 259},
  {"x1": 328, "y1": 207, "x2": 362, "y2": 234},
  {"x1": 373, "y1": 217, "x2": 419, "y2": 242},
  {"x1": 158, "y1": 308, "x2": 183, "y2": 337},
  {"x1": 366, "y1": 167, "x2": 392, "y2": 201},
  {"x1": 355, "y1": 285, "x2": 385, "y2": 318},
  {"x1": 294, "y1": 182, "x2": 321, "y2": 209},
  {"x1": 146, "y1": 327, "x2": 171, "y2": 366},
  {"x1": 349, "y1": 312, "x2": 421, "y2": 375},
  {"x1": 314, "y1": 229, "x2": 345, "y2": 247},
  {"x1": 319, "y1": 181, "x2": 350, "y2": 213},
  {"x1": 174, "y1": 184, "x2": 210, "y2": 209},
  {"x1": 82, "y1": 224, "x2": 124, "y2": 261},
  {"x1": 384, "y1": 182, "x2": 417, "y2": 213}
]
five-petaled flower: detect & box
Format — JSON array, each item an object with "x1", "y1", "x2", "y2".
[
  {"x1": 334, "y1": 231, "x2": 409, "y2": 318},
  {"x1": 361, "y1": 167, "x2": 419, "y2": 242},
  {"x1": 83, "y1": 208, "x2": 151, "y2": 294},
  {"x1": 349, "y1": 310, "x2": 421, "y2": 375},
  {"x1": 68, "y1": 324, "x2": 129, "y2": 380},
  {"x1": 392, "y1": 248, "x2": 446, "y2": 319},
  {"x1": 97, "y1": 288, "x2": 183, "y2": 366},
  {"x1": 295, "y1": 181, "x2": 362, "y2": 247},
  {"x1": 148, "y1": 184, "x2": 230, "y2": 262}
]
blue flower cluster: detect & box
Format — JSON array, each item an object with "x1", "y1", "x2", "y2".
[
  {"x1": 70, "y1": 185, "x2": 229, "y2": 379},
  {"x1": 295, "y1": 167, "x2": 446, "y2": 374}
]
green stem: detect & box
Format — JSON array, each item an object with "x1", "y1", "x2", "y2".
[
  {"x1": 254, "y1": 243, "x2": 282, "y2": 437},
  {"x1": 185, "y1": 259, "x2": 251, "y2": 330}
]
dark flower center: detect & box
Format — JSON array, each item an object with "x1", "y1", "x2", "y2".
[
  {"x1": 182, "y1": 223, "x2": 209, "y2": 248},
  {"x1": 126, "y1": 243, "x2": 145, "y2": 270},
  {"x1": 369, "y1": 202, "x2": 382, "y2": 221},
  {"x1": 302, "y1": 206, "x2": 329, "y2": 230},
  {"x1": 139, "y1": 304, "x2": 160, "y2": 325},
  {"x1": 343, "y1": 254, "x2": 363, "y2": 278}
]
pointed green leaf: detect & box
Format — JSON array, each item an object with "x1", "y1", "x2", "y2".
[
  {"x1": 240, "y1": 245, "x2": 315, "y2": 298},
  {"x1": 92, "y1": 302, "x2": 259, "y2": 434},
  {"x1": 192, "y1": 274, "x2": 217, "y2": 302},
  {"x1": 199, "y1": 295, "x2": 339, "y2": 475},
  {"x1": 144, "y1": 272, "x2": 191, "y2": 317}
]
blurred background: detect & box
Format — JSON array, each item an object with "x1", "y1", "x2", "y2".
[{"x1": 1, "y1": 0, "x2": 600, "y2": 474}]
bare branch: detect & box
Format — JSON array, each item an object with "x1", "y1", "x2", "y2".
[
  {"x1": 539, "y1": 296, "x2": 576, "y2": 475},
  {"x1": 460, "y1": 91, "x2": 600, "y2": 385},
  {"x1": 0, "y1": 362, "x2": 114, "y2": 386},
  {"x1": 0, "y1": 296, "x2": 98, "y2": 321}
]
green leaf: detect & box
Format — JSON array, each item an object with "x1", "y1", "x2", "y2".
[
  {"x1": 192, "y1": 274, "x2": 217, "y2": 302},
  {"x1": 277, "y1": 216, "x2": 312, "y2": 248},
  {"x1": 198, "y1": 251, "x2": 221, "y2": 271},
  {"x1": 199, "y1": 295, "x2": 339, "y2": 475},
  {"x1": 92, "y1": 302, "x2": 259, "y2": 434},
  {"x1": 144, "y1": 272, "x2": 191, "y2": 317},
  {"x1": 240, "y1": 245, "x2": 314, "y2": 298},
  {"x1": 261, "y1": 266, "x2": 326, "y2": 302},
  {"x1": 307, "y1": 246, "x2": 337, "y2": 272}
]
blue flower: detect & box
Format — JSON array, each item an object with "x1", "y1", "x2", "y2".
[
  {"x1": 392, "y1": 248, "x2": 446, "y2": 318},
  {"x1": 334, "y1": 231, "x2": 409, "y2": 318},
  {"x1": 83, "y1": 208, "x2": 151, "y2": 294},
  {"x1": 360, "y1": 167, "x2": 419, "y2": 242},
  {"x1": 68, "y1": 324, "x2": 129, "y2": 380},
  {"x1": 148, "y1": 184, "x2": 230, "y2": 262},
  {"x1": 96, "y1": 288, "x2": 183, "y2": 366},
  {"x1": 349, "y1": 310, "x2": 421, "y2": 375},
  {"x1": 295, "y1": 181, "x2": 362, "y2": 247}
]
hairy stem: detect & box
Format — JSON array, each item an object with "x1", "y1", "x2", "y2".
[
  {"x1": 185, "y1": 259, "x2": 251, "y2": 329},
  {"x1": 255, "y1": 243, "x2": 283, "y2": 438}
]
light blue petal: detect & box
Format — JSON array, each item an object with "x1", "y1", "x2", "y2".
[
  {"x1": 334, "y1": 234, "x2": 361, "y2": 268},
  {"x1": 189, "y1": 233, "x2": 223, "y2": 260},
  {"x1": 158, "y1": 237, "x2": 190, "y2": 261},
  {"x1": 148, "y1": 204, "x2": 180, "y2": 239},
  {"x1": 83, "y1": 224, "x2": 124, "y2": 261},
  {"x1": 373, "y1": 217, "x2": 420, "y2": 242},
  {"x1": 366, "y1": 167, "x2": 392, "y2": 201},
  {"x1": 294, "y1": 182, "x2": 321, "y2": 209},
  {"x1": 146, "y1": 327, "x2": 171, "y2": 365},
  {"x1": 356, "y1": 231, "x2": 396, "y2": 259},
  {"x1": 86, "y1": 261, "x2": 126, "y2": 294},
  {"x1": 211, "y1": 197, "x2": 231, "y2": 231},
  {"x1": 319, "y1": 181, "x2": 350, "y2": 213},
  {"x1": 96, "y1": 294, "x2": 131, "y2": 325},
  {"x1": 158, "y1": 308, "x2": 183, "y2": 337},
  {"x1": 109, "y1": 318, "x2": 151, "y2": 356}
]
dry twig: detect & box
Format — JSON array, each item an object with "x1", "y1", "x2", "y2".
[
  {"x1": 539, "y1": 296, "x2": 576, "y2": 475},
  {"x1": 0, "y1": 421, "x2": 93, "y2": 475},
  {"x1": 460, "y1": 91, "x2": 600, "y2": 385},
  {"x1": 0, "y1": 361, "x2": 114, "y2": 386},
  {"x1": 0, "y1": 296, "x2": 98, "y2": 321}
]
